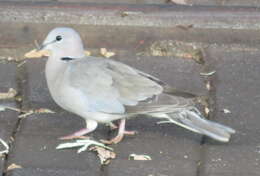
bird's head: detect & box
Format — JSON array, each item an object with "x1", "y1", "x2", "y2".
[{"x1": 39, "y1": 27, "x2": 85, "y2": 59}]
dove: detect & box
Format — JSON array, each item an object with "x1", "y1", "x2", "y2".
[{"x1": 39, "y1": 27, "x2": 235, "y2": 144}]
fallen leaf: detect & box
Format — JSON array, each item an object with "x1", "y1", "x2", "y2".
[
  {"x1": 129, "y1": 154, "x2": 152, "y2": 160},
  {"x1": 34, "y1": 108, "x2": 55, "y2": 114},
  {"x1": 206, "y1": 81, "x2": 211, "y2": 90},
  {"x1": 100, "y1": 48, "x2": 115, "y2": 58},
  {"x1": 84, "y1": 50, "x2": 91, "y2": 56},
  {"x1": 7, "y1": 163, "x2": 22, "y2": 171},
  {"x1": 200, "y1": 70, "x2": 216, "y2": 76},
  {"x1": 0, "y1": 138, "x2": 9, "y2": 155},
  {"x1": 25, "y1": 49, "x2": 91, "y2": 59},
  {"x1": 170, "y1": 0, "x2": 188, "y2": 5},
  {"x1": 0, "y1": 88, "x2": 17, "y2": 100},
  {"x1": 8, "y1": 57, "x2": 15, "y2": 61},
  {"x1": 24, "y1": 49, "x2": 51, "y2": 58},
  {"x1": 121, "y1": 11, "x2": 143, "y2": 17},
  {"x1": 223, "y1": 109, "x2": 231, "y2": 114},
  {"x1": 205, "y1": 107, "x2": 210, "y2": 115},
  {"x1": 90, "y1": 146, "x2": 116, "y2": 165},
  {"x1": 0, "y1": 106, "x2": 5, "y2": 112}
]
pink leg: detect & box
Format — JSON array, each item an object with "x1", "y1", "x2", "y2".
[
  {"x1": 101, "y1": 119, "x2": 137, "y2": 144},
  {"x1": 59, "y1": 128, "x2": 92, "y2": 140},
  {"x1": 109, "y1": 122, "x2": 137, "y2": 135},
  {"x1": 59, "y1": 119, "x2": 98, "y2": 140}
]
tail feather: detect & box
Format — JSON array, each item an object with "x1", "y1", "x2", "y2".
[{"x1": 155, "y1": 108, "x2": 235, "y2": 142}]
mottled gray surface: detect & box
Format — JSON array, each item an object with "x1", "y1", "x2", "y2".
[
  {"x1": 0, "y1": 1, "x2": 260, "y2": 175},
  {"x1": 200, "y1": 48, "x2": 260, "y2": 176},
  {"x1": 8, "y1": 55, "x2": 204, "y2": 176},
  {"x1": 1, "y1": 2, "x2": 260, "y2": 30},
  {"x1": 0, "y1": 63, "x2": 19, "y2": 176},
  {"x1": 7, "y1": 60, "x2": 103, "y2": 175}
]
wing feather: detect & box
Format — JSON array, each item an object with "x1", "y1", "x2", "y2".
[{"x1": 67, "y1": 57, "x2": 163, "y2": 114}]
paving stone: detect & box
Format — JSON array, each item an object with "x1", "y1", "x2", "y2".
[
  {"x1": 104, "y1": 56, "x2": 205, "y2": 176},
  {"x1": 7, "y1": 167, "x2": 91, "y2": 176},
  {"x1": 200, "y1": 47, "x2": 260, "y2": 176},
  {"x1": 0, "y1": 62, "x2": 19, "y2": 176},
  {"x1": 188, "y1": 0, "x2": 260, "y2": 7},
  {"x1": 7, "y1": 59, "x2": 104, "y2": 176},
  {"x1": 3, "y1": 23, "x2": 260, "y2": 55},
  {"x1": 114, "y1": 55, "x2": 207, "y2": 95},
  {"x1": 1, "y1": 0, "x2": 260, "y2": 6},
  {"x1": 20, "y1": 59, "x2": 60, "y2": 110},
  {"x1": 106, "y1": 117, "x2": 201, "y2": 176},
  {"x1": 12, "y1": 54, "x2": 206, "y2": 176}
]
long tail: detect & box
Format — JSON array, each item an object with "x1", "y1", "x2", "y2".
[{"x1": 154, "y1": 107, "x2": 235, "y2": 142}]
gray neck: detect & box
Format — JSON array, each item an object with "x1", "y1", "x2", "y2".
[{"x1": 45, "y1": 55, "x2": 67, "y2": 89}]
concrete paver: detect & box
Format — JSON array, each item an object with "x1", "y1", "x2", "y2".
[
  {"x1": 0, "y1": 62, "x2": 19, "y2": 176},
  {"x1": 105, "y1": 56, "x2": 205, "y2": 175},
  {"x1": 8, "y1": 54, "x2": 206, "y2": 176},
  {"x1": 6, "y1": 60, "x2": 103, "y2": 176},
  {"x1": 200, "y1": 48, "x2": 260, "y2": 176},
  {"x1": 1, "y1": 1, "x2": 260, "y2": 175}
]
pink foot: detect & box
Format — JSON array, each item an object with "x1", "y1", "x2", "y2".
[
  {"x1": 59, "y1": 128, "x2": 90, "y2": 140},
  {"x1": 100, "y1": 134, "x2": 124, "y2": 144},
  {"x1": 124, "y1": 130, "x2": 137, "y2": 136},
  {"x1": 101, "y1": 119, "x2": 137, "y2": 144}
]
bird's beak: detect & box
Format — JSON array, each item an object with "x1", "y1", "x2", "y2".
[
  {"x1": 24, "y1": 42, "x2": 52, "y2": 59},
  {"x1": 37, "y1": 39, "x2": 56, "y2": 52},
  {"x1": 36, "y1": 44, "x2": 46, "y2": 52}
]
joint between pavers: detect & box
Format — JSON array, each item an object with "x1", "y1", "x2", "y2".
[
  {"x1": 2, "y1": 61, "x2": 26, "y2": 176},
  {"x1": 195, "y1": 49, "x2": 217, "y2": 176}
]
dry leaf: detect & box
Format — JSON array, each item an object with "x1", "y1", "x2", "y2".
[
  {"x1": 206, "y1": 81, "x2": 211, "y2": 90},
  {"x1": 90, "y1": 146, "x2": 116, "y2": 165},
  {"x1": 170, "y1": 0, "x2": 188, "y2": 5},
  {"x1": 223, "y1": 109, "x2": 231, "y2": 114},
  {"x1": 24, "y1": 49, "x2": 51, "y2": 58},
  {"x1": 205, "y1": 107, "x2": 210, "y2": 115},
  {"x1": 34, "y1": 108, "x2": 55, "y2": 114},
  {"x1": 129, "y1": 154, "x2": 152, "y2": 160},
  {"x1": 121, "y1": 11, "x2": 143, "y2": 17},
  {"x1": 84, "y1": 50, "x2": 91, "y2": 56},
  {"x1": 100, "y1": 48, "x2": 115, "y2": 58},
  {"x1": 200, "y1": 71, "x2": 216, "y2": 76},
  {"x1": 0, "y1": 138, "x2": 9, "y2": 155},
  {"x1": 7, "y1": 163, "x2": 22, "y2": 171},
  {"x1": 0, "y1": 88, "x2": 17, "y2": 100}
]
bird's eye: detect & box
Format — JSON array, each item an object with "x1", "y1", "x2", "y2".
[{"x1": 56, "y1": 35, "x2": 62, "y2": 41}]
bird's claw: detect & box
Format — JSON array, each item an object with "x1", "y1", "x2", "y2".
[
  {"x1": 124, "y1": 130, "x2": 137, "y2": 136},
  {"x1": 100, "y1": 134, "x2": 124, "y2": 144}
]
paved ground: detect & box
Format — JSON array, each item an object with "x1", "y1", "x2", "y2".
[{"x1": 0, "y1": 1, "x2": 260, "y2": 176}]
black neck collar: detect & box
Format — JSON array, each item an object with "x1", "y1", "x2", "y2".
[{"x1": 61, "y1": 57, "x2": 75, "y2": 61}]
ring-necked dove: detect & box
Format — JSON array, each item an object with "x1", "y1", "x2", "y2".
[{"x1": 39, "y1": 27, "x2": 235, "y2": 144}]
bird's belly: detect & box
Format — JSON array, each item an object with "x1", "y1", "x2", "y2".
[{"x1": 49, "y1": 84, "x2": 123, "y2": 123}]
